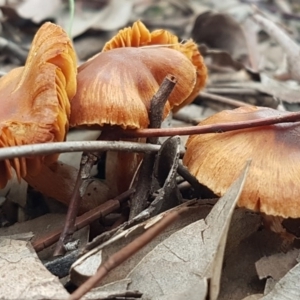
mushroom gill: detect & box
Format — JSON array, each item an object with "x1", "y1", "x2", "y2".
[
  {"x1": 0, "y1": 22, "x2": 77, "y2": 188},
  {"x1": 103, "y1": 20, "x2": 207, "y2": 112}
]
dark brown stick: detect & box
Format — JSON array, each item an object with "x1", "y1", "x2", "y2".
[
  {"x1": 129, "y1": 75, "x2": 177, "y2": 219},
  {"x1": 148, "y1": 74, "x2": 177, "y2": 144}
]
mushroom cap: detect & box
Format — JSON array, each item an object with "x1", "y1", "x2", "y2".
[
  {"x1": 183, "y1": 106, "x2": 300, "y2": 218},
  {"x1": 70, "y1": 21, "x2": 207, "y2": 128},
  {"x1": 70, "y1": 46, "x2": 197, "y2": 129},
  {"x1": 0, "y1": 22, "x2": 77, "y2": 188},
  {"x1": 103, "y1": 20, "x2": 207, "y2": 112}
]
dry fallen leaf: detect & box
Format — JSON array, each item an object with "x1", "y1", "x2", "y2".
[
  {"x1": 0, "y1": 238, "x2": 69, "y2": 299},
  {"x1": 260, "y1": 261, "x2": 300, "y2": 299},
  {"x1": 0, "y1": 213, "x2": 66, "y2": 246},
  {"x1": 72, "y1": 162, "x2": 249, "y2": 299},
  {"x1": 192, "y1": 11, "x2": 249, "y2": 64},
  {"x1": 242, "y1": 295, "x2": 263, "y2": 300},
  {"x1": 210, "y1": 74, "x2": 300, "y2": 103},
  {"x1": 56, "y1": 0, "x2": 134, "y2": 37},
  {"x1": 255, "y1": 249, "x2": 300, "y2": 281},
  {"x1": 252, "y1": 9, "x2": 300, "y2": 82},
  {"x1": 70, "y1": 200, "x2": 214, "y2": 287},
  {"x1": 16, "y1": 0, "x2": 61, "y2": 23}
]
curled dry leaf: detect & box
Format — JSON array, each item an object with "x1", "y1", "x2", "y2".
[
  {"x1": 145, "y1": 136, "x2": 182, "y2": 217},
  {"x1": 0, "y1": 22, "x2": 77, "y2": 188},
  {"x1": 199, "y1": 44, "x2": 245, "y2": 71},
  {"x1": 183, "y1": 106, "x2": 300, "y2": 218},
  {"x1": 192, "y1": 11, "x2": 249, "y2": 64}
]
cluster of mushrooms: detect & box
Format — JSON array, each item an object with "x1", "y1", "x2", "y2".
[
  {"x1": 0, "y1": 21, "x2": 206, "y2": 190},
  {"x1": 0, "y1": 21, "x2": 298, "y2": 238}
]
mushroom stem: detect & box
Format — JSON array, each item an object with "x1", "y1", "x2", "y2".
[{"x1": 129, "y1": 75, "x2": 177, "y2": 219}]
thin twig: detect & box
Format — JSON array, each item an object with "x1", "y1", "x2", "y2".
[
  {"x1": 129, "y1": 75, "x2": 177, "y2": 219},
  {"x1": 173, "y1": 111, "x2": 200, "y2": 125},
  {"x1": 122, "y1": 110, "x2": 300, "y2": 138},
  {"x1": 1, "y1": 110, "x2": 300, "y2": 162},
  {"x1": 53, "y1": 172, "x2": 82, "y2": 256},
  {"x1": 205, "y1": 87, "x2": 258, "y2": 95},
  {"x1": 53, "y1": 152, "x2": 98, "y2": 256},
  {"x1": 68, "y1": 207, "x2": 187, "y2": 300},
  {"x1": 33, "y1": 189, "x2": 134, "y2": 252},
  {"x1": 0, "y1": 141, "x2": 162, "y2": 161},
  {"x1": 177, "y1": 164, "x2": 206, "y2": 195},
  {"x1": 0, "y1": 37, "x2": 28, "y2": 64},
  {"x1": 200, "y1": 91, "x2": 251, "y2": 107}
]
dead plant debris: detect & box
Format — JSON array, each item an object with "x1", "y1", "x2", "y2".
[{"x1": 0, "y1": 0, "x2": 300, "y2": 299}]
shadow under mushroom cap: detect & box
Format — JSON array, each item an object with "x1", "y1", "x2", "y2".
[{"x1": 183, "y1": 106, "x2": 300, "y2": 218}]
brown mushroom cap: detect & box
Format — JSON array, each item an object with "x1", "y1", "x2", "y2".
[
  {"x1": 183, "y1": 106, "x2": 300, "y2": 218},
  {"x1": 70, "y1": 21, "x2": 207, "y2": 128},
  {"x1": 71, "y1": 46, "x2": 197, "y2": 128},
  {"x1": 103, "y1": 20, "x2": 207, "y2": 112},
  {"x1": 0, "y1": 22, "x2": 77, "y2": 188}
]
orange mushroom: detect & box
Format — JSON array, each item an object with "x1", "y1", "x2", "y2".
[
  {"x1": 183, "y1": 106, "x2": 300, "y2": 219},
  {"x1": 70, "y1": 21, "x2": 207, "y2": 195},
  {"x1": 102, "y1": 20, "x2": 207, "y2": 111},
  {"x1": 71, "y1": 47, "x2": 198, "y2": 129},
  {"x1": 70, "y1": 20, "x2": 207, "y2": 129},
  {"x1": 0, "y1": 22, "x2": 77, "y2": 188}
]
